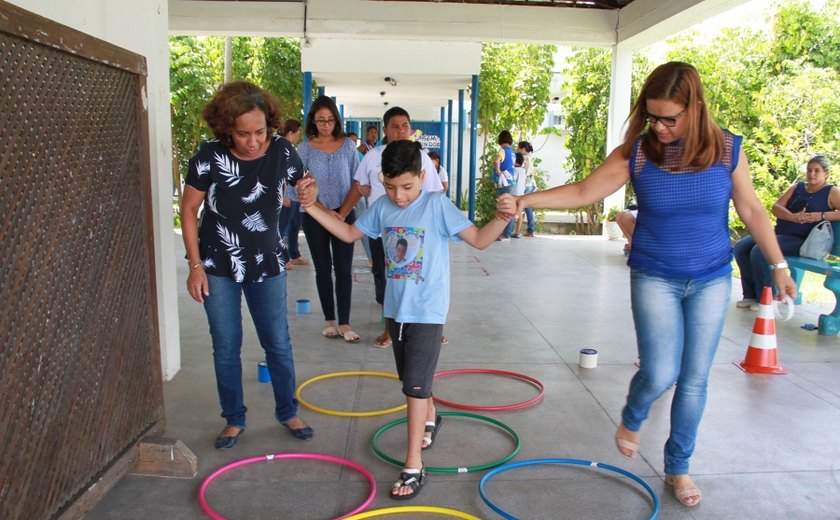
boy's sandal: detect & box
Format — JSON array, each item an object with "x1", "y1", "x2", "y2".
[
  {"x1": 372, "y1": 334, "x2": 392, "y2": 348},
  {"x1": 422, "y1": 415, "x2": 443, "y2": 450},
  {"x1": 664, "y1": 475, "x2": 702, "y2": 507},
  {"x1": 390, "y1": 466, "x2": 427, "y2": 500},
  {"x1": 322, "y1": 326, "x2": 340, "y2": 339},
  {"x1": 341, "y1": 329, "x2": 360, "y2": 343}
]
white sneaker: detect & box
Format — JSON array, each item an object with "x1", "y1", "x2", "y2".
[
  {"x1": 736, "y1": 298, "x2": 756, "y2": 309},
  {"x1": 750, "y1": 302, "x2": 760, "y2": 311}
]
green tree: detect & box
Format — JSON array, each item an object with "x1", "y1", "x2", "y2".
[
  {"x1": 169, "y1": 36, "x2": 217, "y2": 200},
  {"x1": 560, "y1": 49, "x2": 651, "y2": 234},
  {"x1": 473, "y1": 43, "x2": 556, "y2": 226},
  {"x1": 666, "y1": 1, "x2": 840, "y2": 232},
  {"x1": 169, "y1": 36, "x2": 308, "y2": 207}
]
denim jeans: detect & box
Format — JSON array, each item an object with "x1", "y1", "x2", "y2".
[
  {"x1": 624, "y1": 270, "x2": 731, "y2": 475},
  {"x1": 523, "y1": 185, "x2": 536, "y2": 233},
  {"x1": 497, "y1": 185, "x2": 515, "y2": 238},
  {"x1": 733, "y1": 234, "x2": 803, "y2": 299},
  {"x1": 203, "y1": 273, "x2": 299, "y2": 428},
  {"x1": 278, "y1": 202, "x2": 302, "y2": 260},
  {"x1": 302, "y1": 210, "x2": 356, "y2": 324}
]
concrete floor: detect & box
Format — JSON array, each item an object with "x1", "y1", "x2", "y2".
[{"x1": 87, "y1": 232, "x2": 840, "y2": 519}]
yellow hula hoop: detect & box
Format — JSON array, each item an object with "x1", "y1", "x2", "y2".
[
  {"x1": 343, "y1": 505, "x2": 481, "y2": 519},
  {"x1": 295, "y1": 371, "x2": 407, "y2": 417}
]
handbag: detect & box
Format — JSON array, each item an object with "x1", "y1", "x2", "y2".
[{"x1": 799, "y1": 220, "x2": 834, "y2": 260}]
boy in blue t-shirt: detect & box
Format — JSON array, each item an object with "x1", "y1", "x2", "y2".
[{"x1": 297, "y1": 140, "x2": 510, "y2": 500}]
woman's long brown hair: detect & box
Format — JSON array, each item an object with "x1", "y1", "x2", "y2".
[{"x1": 619, "y1": 62, "x2": 725, "y2": 171}]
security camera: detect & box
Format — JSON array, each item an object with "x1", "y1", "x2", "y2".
[
  {"x1": 380, "y1": 91, "x2": 386, "y2": 96},
  {"x1": 384, "y1": 77, "x2": 391, "y2": 83}
]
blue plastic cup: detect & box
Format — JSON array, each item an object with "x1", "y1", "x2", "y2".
[
  {"x1": 296, "y1": 298, "x2": 310, "y2": 314},
  {"x1": 257, "y1": 361, "x2": 271, "y2": 383}
]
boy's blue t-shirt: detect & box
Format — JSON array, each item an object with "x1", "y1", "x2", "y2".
[{"x1": 355, "y1": 191, "x2": 473, "y2": 324}]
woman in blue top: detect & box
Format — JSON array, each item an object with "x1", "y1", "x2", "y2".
[
  {"x1": 734, "y1": 155, "x2": 840, "y2": 308},
  {"x1": 295, "y1": 96, "x2": 361, "y2": 342},
  {"x1": 502, "y1": 62, "x2": 797, "y2": 508},
  {"x1": 181, "y1": 82, "x2": 313, "y2": 449}
]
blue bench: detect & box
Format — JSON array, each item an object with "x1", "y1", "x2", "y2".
[{"x1": 785, "y1": 220, "x2": 840, "y2": 335}]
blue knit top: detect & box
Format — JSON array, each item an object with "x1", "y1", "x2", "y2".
[{"x1": 628, "y1": 131, "x2": 741, "y2": 280}]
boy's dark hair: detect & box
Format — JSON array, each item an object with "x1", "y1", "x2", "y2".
[
  {"x1": 347, "y1": 132, "x2": 358, "y2": 139},
  {"x1": 427, "y1": 151, "x2": 440, "y2": 162},
  {"x1": 383, "y1": 106, "x2": 411, "y2": 126},
  {"x1": 366, "y1": 124, "x2": 379, "y2": 134},
  {"x1": 498, "y1": 130, "x2": 513, "y2": 146},
  {"x1": 518, "y1": 140, "x2": 533, "y2": 153},
  {"x1": 515, "y1": 152, "x2": 524, "y2": 167},
  {"x1": 381, "y1": 140, "x2": 422, "y2": 178},
  {"x1": 396, "y1": 237, "x2": 408, "y2": 249}
]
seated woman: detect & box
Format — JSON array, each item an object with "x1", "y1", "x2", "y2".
[
  {"x1": 734, "y1": 155, "x2": 840, "y2": 309},
  {"x1": 616, "y1": 203, "x2": 638, "y2": 255}
]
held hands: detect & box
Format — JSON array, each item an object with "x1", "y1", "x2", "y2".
[
  {"x1": 296, "y1": 176, "x2": 319, "y2": 208},
  {"x1": 497, "y1": 193, "x2": 522, "y2": 221}
]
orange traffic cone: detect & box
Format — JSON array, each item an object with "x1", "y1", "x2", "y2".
[{"x1": 735, "y1": 286, "x2": 787, "y2": 374}]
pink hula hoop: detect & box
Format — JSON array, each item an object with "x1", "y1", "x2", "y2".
[
  {"x1": 433, "y1": 368, "x2": 545, "y2": 412},
  {"x1": 198, "y1": 452, "x2": 376, "y2": 520}
]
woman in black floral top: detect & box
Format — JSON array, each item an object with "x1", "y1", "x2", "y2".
[{"x1": 181, "y1": 82, "x2": 313, "y2": 448}]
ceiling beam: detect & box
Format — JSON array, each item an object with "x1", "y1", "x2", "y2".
[
  {"x1": 170, "y1": 0, "x2": 618, "y2": 46},
  {"x1": 616, "y1": 0, "x2": 751, "y2": 49}
]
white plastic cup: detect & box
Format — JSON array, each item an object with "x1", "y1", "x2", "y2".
[
  {"x1": 579, "y1": 348, "x2": 598, "y2": 369},
  {"x1": 296, "y1": 298, "x2": 310, "y2": 314}
]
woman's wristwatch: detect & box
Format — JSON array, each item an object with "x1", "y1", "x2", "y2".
[{"x1": 768, "y1": 261, "x2": 789, "y2": 271}]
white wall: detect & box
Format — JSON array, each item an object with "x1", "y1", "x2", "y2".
[{"x1": 9, "y1": 0, "x2": 181, "y2": 379}]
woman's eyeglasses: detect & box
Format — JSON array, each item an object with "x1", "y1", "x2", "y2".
[
  {"x1": 314, "y1": 118, "x2": 336, "y2": 126},
  {"x1": 643, "y1": 110, "x2": 685, "y2": 128}
]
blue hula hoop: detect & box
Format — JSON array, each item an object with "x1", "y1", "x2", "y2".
[{"x1": 479, "y1": 458, "x2": 660, "y2": 520}]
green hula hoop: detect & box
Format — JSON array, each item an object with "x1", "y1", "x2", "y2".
[{"x1": 371, "y1": 411, "x2": 521, "y2": 473}]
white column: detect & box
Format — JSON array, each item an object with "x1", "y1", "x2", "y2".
[{"x1": 603, "y1": 43, "x2": 633, "y2": 221}]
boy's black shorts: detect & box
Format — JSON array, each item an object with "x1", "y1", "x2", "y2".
[{"x1": 387, "y1": 320, "x2": 443, "y2": 399}]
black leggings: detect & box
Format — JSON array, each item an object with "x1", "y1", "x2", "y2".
[{"x1": 302, "y1": 211, "x2": 355, "y2": 325}]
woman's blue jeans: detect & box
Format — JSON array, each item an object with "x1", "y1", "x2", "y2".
[
  {"x1": 733, "y1": 234, "x2": 803, "y2": 299},
  {"x1": 624, "y1": 271, "x2": 731, "y2": 475},
  {"x1": 203, "y1": 273, "x2": 298, "y2": 428}
]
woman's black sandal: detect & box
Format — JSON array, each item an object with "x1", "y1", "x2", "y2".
[{"x1": 390, "y1": 465, "x2": 427, "y2": 500}]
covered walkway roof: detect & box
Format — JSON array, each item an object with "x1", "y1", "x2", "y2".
[{"x1": 170, "y1": 0, "x2": 750, "y2": 119}]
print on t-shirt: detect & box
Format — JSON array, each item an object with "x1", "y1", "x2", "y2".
[{"x1": 385, "y1": 226, "x2": 423, "y2": 281}]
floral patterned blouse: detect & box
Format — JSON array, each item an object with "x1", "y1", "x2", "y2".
[{"x1": 186, "y1": 136, "x2": 304, "y2": 282}]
